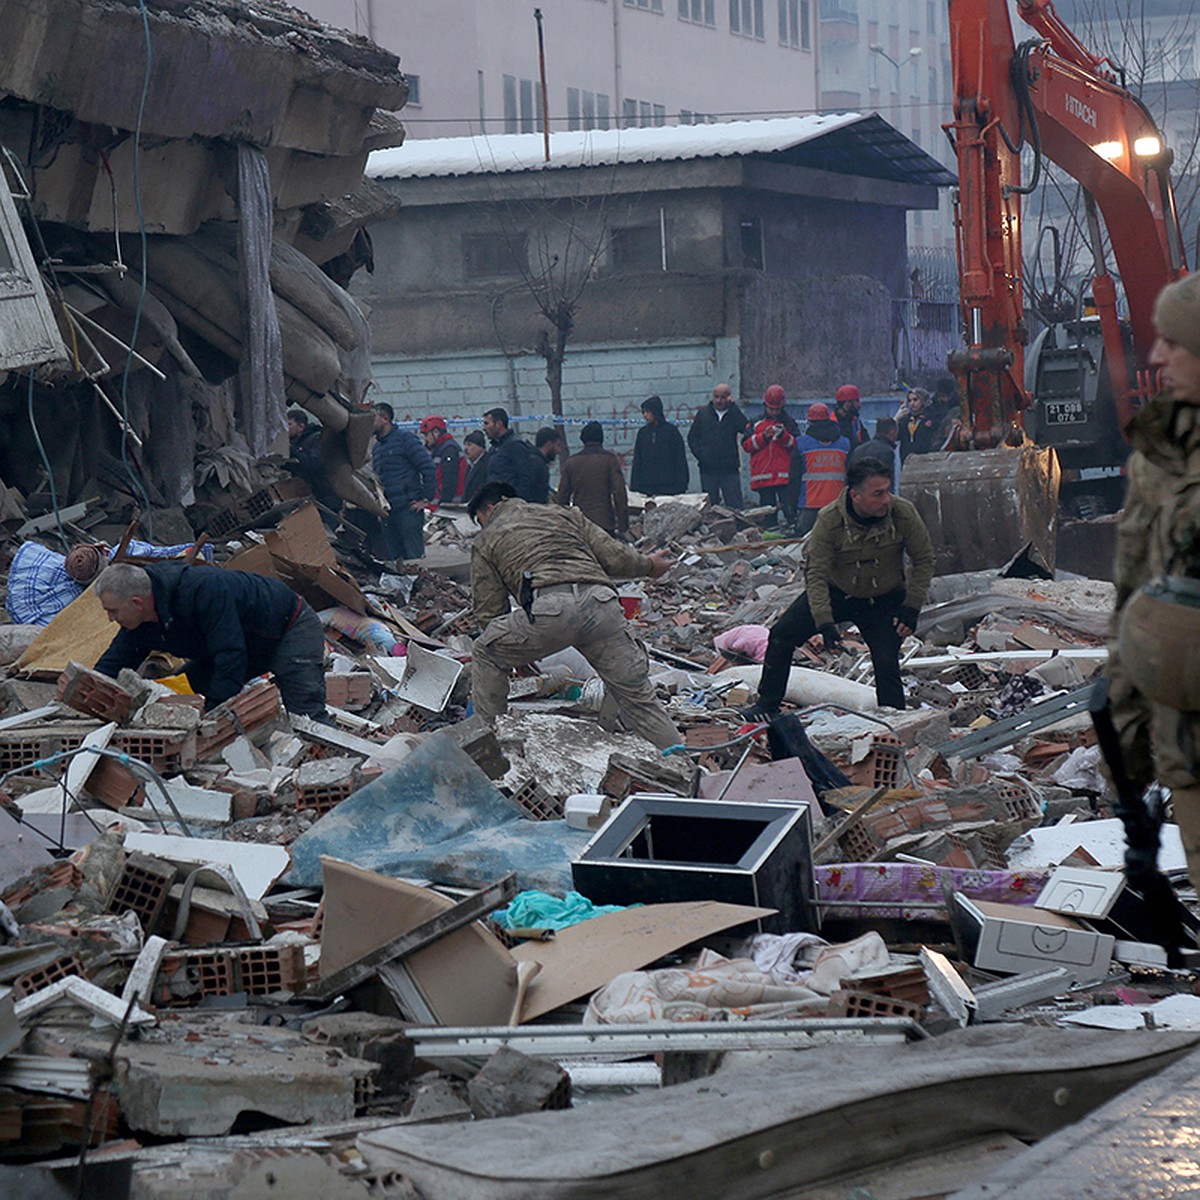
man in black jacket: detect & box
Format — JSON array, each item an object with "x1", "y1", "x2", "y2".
[
  {"x1": 483, "y1": 407, "x2": 541, "y2": 501},
  {"x1": 461, "y1": 430, "x2": 489, "y2": 504},
  {"x1": 631, "y1": 395, "x2": 689, "y2": 495},
  {"x1": 286, "y1": 410, "x2": 341, "y2": 529},
  {"x1": 687, "y1": 384, "x2": 750, "y2": 507},
  {"x1": 93, "y1": 562, "x2": 327, "y2": 716}
]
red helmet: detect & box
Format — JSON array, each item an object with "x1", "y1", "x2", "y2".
[
  {"x1": 763, "y1": 384, "x2": 786, "y2": 407},
  {"x1": 806, "y1": 403, "x2": 832, "y2": 421},
  {"x1": 419, "y1": 415, "x2": 447, "y2": 435},
  {"x1": 835, "y1": 384, "x2": 860, "y2": 404}
]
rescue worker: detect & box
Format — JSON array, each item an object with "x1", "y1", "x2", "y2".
[
  {"x1": 92, "y1": 562, "x2": 327, "y2": 717},
  {"x1": 746, "y1": 457, "x2": 935, "y2": 715},
  {"x1": 1111, "y1": 273, "x2": 1200, "y2": 891},
  {"x1": 742, "y1": 384, "x2": 798, "y2": 528},
  {"x1": 833, "y1": 384, "x2": 869, "y2": 448},
  {"x1": 467, "y1": 481, "x2": 681, "y2": 750},
  {"x1": 788, "y1": 403, "x2": 850, "y2": 535},
  {"x1": 420, "y1": 415, "x2": 465, "y2": 504}
]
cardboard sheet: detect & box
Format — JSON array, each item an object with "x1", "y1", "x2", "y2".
[
  {"x1": 512, "y1": 900, "x2": 775, "y2": 1022},
  {"x1": 320, "y1": 857, "x2": 518, "y2": 1027}
]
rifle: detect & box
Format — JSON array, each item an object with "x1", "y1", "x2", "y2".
[{"x1": 1089, "y1": 677, "x2": 1191, "y2": 967}]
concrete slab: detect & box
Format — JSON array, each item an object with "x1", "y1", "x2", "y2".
[
  {"x1": 105, "y1": 1014, "x2": 377, "y2": 1137},
  {"x1": 357, "y1": 1027, "x2": 1198, "y2": 1200},
  {"x1": 948, "y1": 1043, "x2": 1200, "y2": 1200}
]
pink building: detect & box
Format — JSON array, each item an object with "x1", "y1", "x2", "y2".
[{"x1": 296, "y1": 0, "x2": 819, "y2": 139}]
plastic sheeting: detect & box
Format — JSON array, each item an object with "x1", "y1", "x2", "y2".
[{"x1": 285, "y1": 733, "x2": 587, "y2": 893}]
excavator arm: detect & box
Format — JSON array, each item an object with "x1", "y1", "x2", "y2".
[{"x1": 947, "y1": 0, "x2": 1186, "y2": 443}]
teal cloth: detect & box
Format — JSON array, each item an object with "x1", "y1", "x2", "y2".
[{"x1": 494, "y1": 889, "x2": 633, "y2": 930}]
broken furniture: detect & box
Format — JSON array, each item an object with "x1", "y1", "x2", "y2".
[{"x1": 572, "y1": 795, "x2": 816, "y2": 934}]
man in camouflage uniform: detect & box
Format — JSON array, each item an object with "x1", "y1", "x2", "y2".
[
  {"x1": 467, "y1": 481, "x2": 681, "y2": 750},
  {"x1": 1111, "y1": 273, "x2": 1200, "y2": 887}
]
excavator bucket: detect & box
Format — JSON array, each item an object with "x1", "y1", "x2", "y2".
[{"x1": 901, "y1": 445, "x2": 1060, "y2": 576}]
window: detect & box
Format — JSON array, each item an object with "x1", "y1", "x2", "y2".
[
  {"x1": 730, "y1": 0, "x2": 765, "y2": 38},
  {"x1": 625, "y1": 0, "x2": 664, "y2": 9},
  {"x1": 0, "y1": 180, "x2": 68, "y2": 370},
  {"x1": 681, "y1": 109, "x2": 716, "y2": 124},
  {"x1": 926, "y1": 0, "x2": 935, "y2": 32},
  {"x1": 568, "y1": 88, "x2": 611, "y2": 131},
  {"x1": 503, "y1": 75, "x2": 518, "y2": 133},
  {"x1": 463, "y1": 233, "x2": 529, "y2": 280},
  {"x1": 405, "y1": 73, "x2": 421, "y2": 105},
  {"x1": 622, "y1": 97, "x2": 666, "y2": 127},
  {"x1": 504, "y1": 76, "x2": 543, "y2": 134},
  {"x1": 778, "y1": 0, "x2": 809, "y2": 49},
  {"x1": 739, "y1": 216, "x2": 764, "y2": 270},
  {"x1": 679, "y1": 0, "x2": 716, "y2": 25},
  {"x1": 611, "y1": 225, "x2": 666, "y2": 272},
  {"x1": 928, "y1": 66, "x2": 937, "y2": 101}
]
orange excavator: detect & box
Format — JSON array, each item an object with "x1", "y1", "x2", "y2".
[{"x1": 906, "y1": 0, "x2": 1189, "y2": 572}]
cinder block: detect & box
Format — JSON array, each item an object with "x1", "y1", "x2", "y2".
[
  {"x1": 57, "y1": 663, "x2": 134, "y2": 724},
  {"x1": 323, "y1": 673, "x2": 374, "y2": 711},
  {"x1": 106, "y1": 852, "x2": 176, "y2": 935},
  {"x1": 826, "y1": 989, "x2": 925, "y2": 1022},
  {"x1": 85, "y1": 756, "x2": 145, "y2": 810}
]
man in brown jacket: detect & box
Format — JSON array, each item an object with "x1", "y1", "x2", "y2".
[
  {"x1": 746, "y1": 456, "x2": 935, "y2": 713},
  {"x1": 468, "y1": 481, "x2": 680, "y2": 749},
  {"x1": 555, "y1": 422, "x2": 629, "y2": 536}
]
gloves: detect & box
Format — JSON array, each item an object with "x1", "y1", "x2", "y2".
[
  {"x1": 897, "y1": 605, "x2": 920, "y2": 631},
  {"x1": 818, "y1": 623, "x2": 842, "y2": 651}
]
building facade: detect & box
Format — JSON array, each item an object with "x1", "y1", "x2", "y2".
[
  {"x1": 350, "y1": 118, "x2": 952, "y2": 485},
  {"x1": 297, "y1": 0, "x2": 820, "y2": 139}
]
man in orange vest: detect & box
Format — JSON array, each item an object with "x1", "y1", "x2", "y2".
[{"x1": 787, "y1": 403, "x2": 849, "y2": 535}]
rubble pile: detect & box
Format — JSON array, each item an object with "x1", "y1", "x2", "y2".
[{"x1": 0, "y1": 492, "x2": 1197, "y2": 1200}]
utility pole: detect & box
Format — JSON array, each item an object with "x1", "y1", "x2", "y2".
[{"x1": 535, "y1": 8, "x2": 550, "y2": 162}]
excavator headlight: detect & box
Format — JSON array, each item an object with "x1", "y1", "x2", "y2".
[
  {"x1": 1134, "y1": 135, "x2": 1163, "y2": 158},
  {"x1": 1093, "y1": 141, "x2": 1123, "y2": 161}
]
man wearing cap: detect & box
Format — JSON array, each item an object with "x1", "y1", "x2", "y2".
[
  {"x1": 468, "y1": 481, "x2": 681, "y2": 749},
  {"x1": 461, "y1": 430, "x2": 490, "y2": 505},
  {"x1": 687, "y1": 383, "x2": 751, "y2": 508},
  {"x1": 788, "y1": 403, "x2": 850, "y2": 535},
  {"x1": 420, "y1": 416, "x2": 465, "y2": 504},
  {"x1": 833, "y1": 384, "x2": 869, "y2": 448},
  {"x1": 556, "y1": 422, "x2": 629, "y2": 536},
  {"x1": 372, "y1": 403, "x2": 437, "y2": 560},
  {"x1": 1109, "y1": 274, "x2": 1200, "y2": 889},
  {"x1": 742, "y1": 385, "x2": 798, "y2": 529},
  {"x1": 748, "y1": 456, "x2": 935, "y2": 715},
  {"x1": 848, "y1": 417, "x2": 902, "y2": 487}
]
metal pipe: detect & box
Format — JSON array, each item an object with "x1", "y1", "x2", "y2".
[{"x1": 969, "y1": 306, "x2": 984, "y2": 345}]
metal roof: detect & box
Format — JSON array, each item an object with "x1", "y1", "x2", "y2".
[{"x1": 367, "y1": 114, "x2": 957, "y2": 187}]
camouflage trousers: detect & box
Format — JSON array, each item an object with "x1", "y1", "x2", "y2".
[
  {"x1": 472, "y1": 582, "x2": 681, "y2": 751},
  {"x1": 1110, "y1": 643, "x2": 1200, "y2": 887}
]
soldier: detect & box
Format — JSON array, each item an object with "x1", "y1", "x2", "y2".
[
  {"x1": 467, "y1": 481, "x2": 680, "y2": 749},
  {"x1": 1111, "y1": 273, "x2": 1200, "y2": 890}
]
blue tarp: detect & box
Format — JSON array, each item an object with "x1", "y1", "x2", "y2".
[{"x1": 285, "y1": 733, "x2": 588, "y2": 893}]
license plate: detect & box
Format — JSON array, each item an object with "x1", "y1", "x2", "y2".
[{"x1": 1043, "y1": 400, "x2": 1086, "y2": 425}]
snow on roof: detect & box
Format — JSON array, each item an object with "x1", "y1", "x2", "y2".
[{"x1": 367, "y1": 113, "x2": 955, "y2": 186}]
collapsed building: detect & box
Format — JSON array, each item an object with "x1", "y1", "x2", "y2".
[{"x1": 0, "y1": 0, "x2": 406, "y2": 532}]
